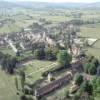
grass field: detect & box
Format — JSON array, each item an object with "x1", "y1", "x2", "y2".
[
  {"x1": 0, "y1": 69, "x2": 19, "y2": 100},
  {"x1": 19, "y1": 60, "x2": 56, "y2": 83},
  {"x1": 80, "y1": 24, "x2": 100, "y2": 59}
]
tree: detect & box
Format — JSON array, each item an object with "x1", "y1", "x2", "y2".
[
  {"x1": 15, "y1": 76, "x2": 18, "y2": 90},
  {"x1": 1, "y1": 54, "x2": 10, "y2": 70},
  {"x1": 91, "y1": 77, "x2": 100, "y2": 96},
  {"x1": 20, "y1": 71, "x2": 26, "y2": 90},
  {"x1": 16, "y1": 51, "x2": 20, "y2": 57},
  {"x1": 84, "y1": 63, "x2": 91, "y2": 73},
  {"x1": 57, "y1": 50, "x2": 72, "y2": 67},
  {"x1": 92, "y1": 58, "x2": 99, "y2": 68},
  {"x1": 80, "y1": 81, "x2": 93, "y2": 95},
  {"x1": 45, "y1": 48, "x2": 53, "y2": 60},
  {"x1": 1, "y1": 54, "x2": 17, "y2": 74},
  {"x1": 88, "y1": 64, "x2": 97, "y2": 75},
  {"x1": 91, "y1": 76, "x2": 97, "y2": 90},
  {"x1": 34, "y1": 48, "x2": 45, "y2": 60},
  {"x1": 0, "y1": 51, "x2": 4, "y2": 60},
  {"x1": 45, "y1": 48, "x2": 57, "y2": 60},
  {"x1": 84, "y1": 63, "x2": 97, "y2": 75},
  {"x1": 96, "y1": 77, "x2": 100, "y2": 88},
  {"x1": 87, "y1": 55, "x2": 94, "y2": 62},
  {"x1": 74, "y1": 73, "x2": 83, "y2": 86}
]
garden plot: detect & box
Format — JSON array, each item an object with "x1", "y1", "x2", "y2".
[{"x1": 19, "y1": 60, "x2": 57, "y2": 82}]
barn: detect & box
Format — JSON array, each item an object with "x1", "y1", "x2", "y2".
[
  {"x1": 34, "y1": 61, "x2": 83, "y2": 99},
  {"x1": 35, "y1": 74, "x2": 72, "y2": 98}
]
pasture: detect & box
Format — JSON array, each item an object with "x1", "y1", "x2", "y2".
[{"x1": 80, "y1": 24, "x2": 100, "y2": 59}]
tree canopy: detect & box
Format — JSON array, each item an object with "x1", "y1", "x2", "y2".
[
  {"x1": 57, "y1": 50, "x2": 72, "y2": 67},
  {"x1": 74, "y1": 73, "x2": 83, "y2": 86}
]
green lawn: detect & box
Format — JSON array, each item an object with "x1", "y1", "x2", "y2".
[
  {"x1": 95, "y1": 96, "x2": 100, "y2": 100},
  {"x1": 0, "y1": 69, "x2": 19, "y2": 100},
  {"x1": 19, "y1": 60, "x2": 56, "y2": 83}
]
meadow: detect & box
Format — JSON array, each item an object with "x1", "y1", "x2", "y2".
[{"x1": 0, "y1": 69, "x2": 19, "y2": 100}]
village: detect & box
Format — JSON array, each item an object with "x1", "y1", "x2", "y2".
[
  {"x1": 0, "y1": 19, "x2": 100, "y2": 100},
  {"x1": 0, "y1": 1, "x2": 100, "y2": 100}
]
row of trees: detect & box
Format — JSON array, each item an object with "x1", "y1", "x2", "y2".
[
  {"x1": 15, "y1": 71, "x2": 33, "y2": 100},
  {"x1": 84, "y1": 56, "x2": 99, "y2": 75},
  {"x1": 73, "y1": 73, "x2": 94, "y2": 100},
  {"x1": 42, "y1": 50, "x2": 72, "y2": 77},
  {"x1": 0, "y1": 47, "x2": 72, "y2": 75},
  {"x1": 33, "y1": 48, "x2": 58, "y2": 61},
  {"x1": 57, "y1": 50, "x2": 72, "y2": 67},
  {"x1": 71, "y1": 71, "x2": 100, "y2": 100},
  {"x1": 33, "y1": 48, "x2": 72, "y2": 68}
]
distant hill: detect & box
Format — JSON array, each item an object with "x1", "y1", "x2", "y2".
[
  {"x1": 0, "y1": 1, "x2": 100, "y2": 9},
  {"x1": 15, "y1": 2, "x2": 100, "y2": 9},
  {"x1": 87, "y1": 2, "x2": 100, "y2": 8},
  {"x1": 0, "y1": 1, "x2": 20, "y2": 8}
]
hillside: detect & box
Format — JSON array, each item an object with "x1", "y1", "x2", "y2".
[
  {"x1": 0, "y1": 1, "x2": 100, "y2": 9},
  {"x1": 0, "y1": 1, "x2": 20, "y2": 8}
]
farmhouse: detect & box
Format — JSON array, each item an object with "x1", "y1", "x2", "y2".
[
  {"x1": 34, "y1": 61, "x2": 83, "y2": 99},
  {"x1": 35, "y1": 73, "x2": 72, "y2": 99},
  {"x1": 71, "y1": 60, "x2": 83, "y2": 74}
]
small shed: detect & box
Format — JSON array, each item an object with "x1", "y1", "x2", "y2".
[{"x1": 48, "y1": 72, "x2": 53, "y2": 83}]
